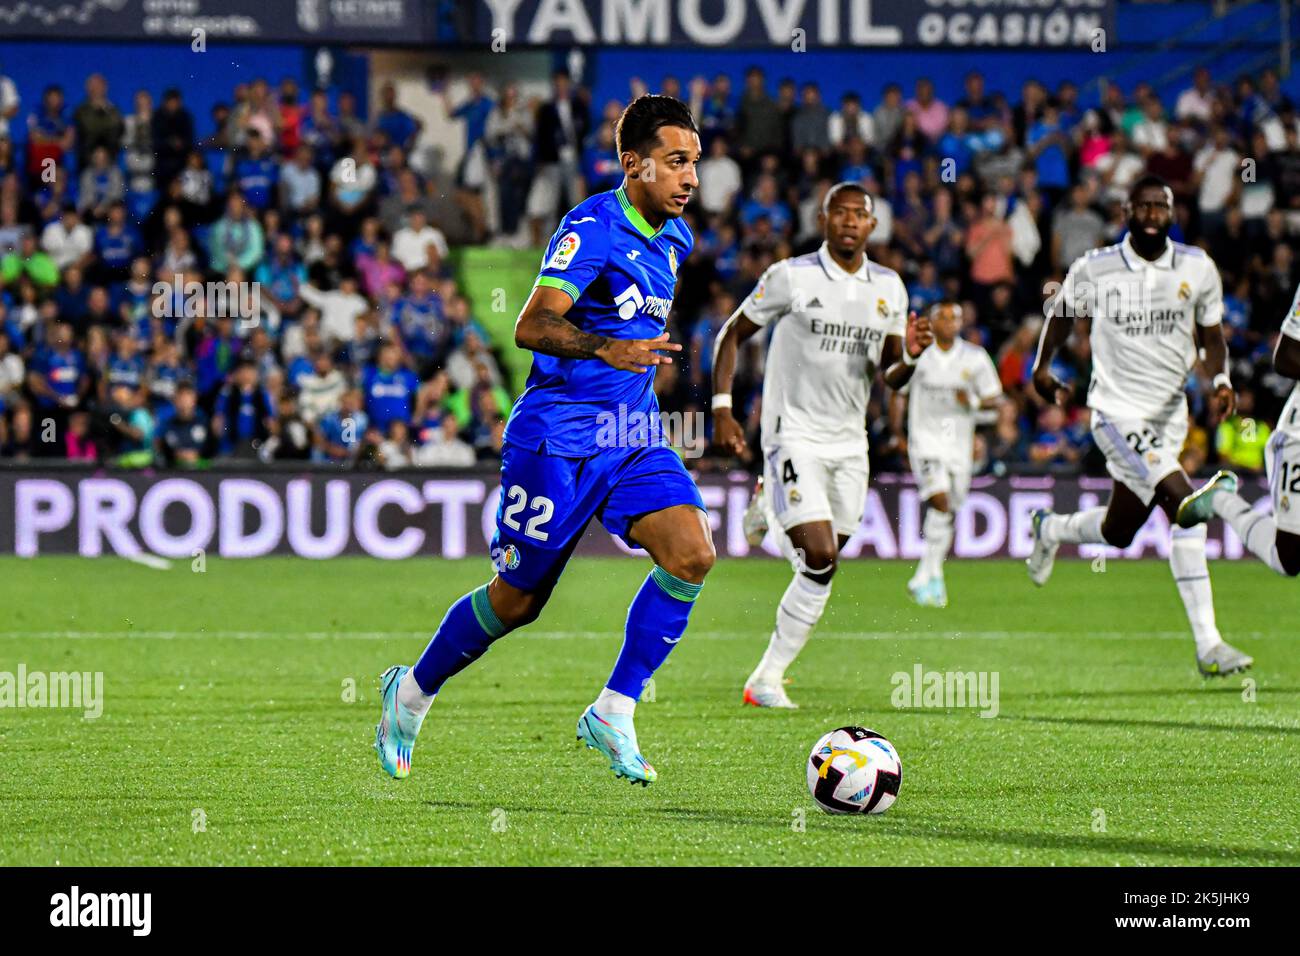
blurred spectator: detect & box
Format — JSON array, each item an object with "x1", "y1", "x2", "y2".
[
  {"x1": 213, "y1": 360, "x2": 274, "y2": 458},
  {"x1": 375, "y1": 81, "x2": 423, "y2": 153},
  {"x1": 378, "y1": 419, "x2": 414, "y2": 470},
  {"x1": 42, "y1": 205, "x2": 93, "y2": 271},
  {"x1": 159, "y1": 382, "x2": 207, "y2": 466},
  {"x1": 1029, "y1": 404, "x2": 1083, "y2": 467},
  {"x1": 316, "y1": 388, "x2": 368, "y2": 463},
  {"x1": 414, "y1": 412, "x2": 476, "y2": 467},
  {"x1": 792, "y1": 84, "x2": 831, "y2": 152},
  {"x1": 1052, "y1": 183, "x2": 1105, "y2": 273},
  {"x1": 361, "y1": 341, "x2": 419, "y2": 433},
  {"x1": 527, "y1": 69, "x2": 587, "y2": 244},
  {"x1": 392, "y1": 207, "x2": 447, "y2": 274},
  {"x1": 208, "y1": 194, "x2": 265, "y2": 272},
  {"x1": 105, "y1": 383, "x2": 154, "y2": 467},
  {"x1": 152, "y1": 89, "x2": 195, "y2": 188}
]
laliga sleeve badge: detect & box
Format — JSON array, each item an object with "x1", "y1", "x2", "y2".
[{"x1": 546, "y1": 231, "x2": 580, "y2": 270}]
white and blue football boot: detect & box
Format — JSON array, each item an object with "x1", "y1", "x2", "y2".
[
  {"x1": 375, "y1": 665, "x2": 423, "y2": 779},
  {"x1": 576, "y1": 705, "x2": 657, "y2": 786},
  {"x1": 908, "y1": 577, "x2": 948, "y2": 608},
  {"x1": 1177, "y1": 470, "x2": 1239, "y2": 529},
  {"x1": 1026, "y1": 508, "x2": 1059, "y2": 586}
]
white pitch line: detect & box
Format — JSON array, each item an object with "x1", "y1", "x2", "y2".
[{"x1": 0, "y1": 629, "x2": 1287, "y2": 642}]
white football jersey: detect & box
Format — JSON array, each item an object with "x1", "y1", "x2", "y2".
[
  {"x1": 1279, "y1": 282, "x2": 1300, "y2": 439},
  {"x1": 906, "y1": 339, "x2": 1002, "y2": 463},
  {"x1": 738, "y1": 242, "x2": 908, "y2": 453},
  {"x1": 1052, "y1": 235, "x2": 1224, "y2": 422}
]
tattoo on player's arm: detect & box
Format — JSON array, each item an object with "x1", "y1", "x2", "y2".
[{"x1": 526, "y1": 308, "x2": 609, "y2": 359}]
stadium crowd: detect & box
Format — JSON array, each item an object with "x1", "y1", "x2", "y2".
[{"x1": 0, "y1": 62, "x2": 1296, "y2": 477}]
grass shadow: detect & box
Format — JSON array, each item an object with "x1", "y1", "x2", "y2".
[{"x1": 1002, "y1": 713, "x2": 1300, "y2": 735}]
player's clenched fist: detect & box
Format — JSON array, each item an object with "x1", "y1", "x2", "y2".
[
  {"x1": 1211, "y1": 383, "x2": 1236, "y2": 421},
  {"x1": 711, "y1": 410, "x2": 748, "y2": 458},
  {"x1": 906, "y1": 311, "x2": 934, "y2": 358},
  {"x1": 595, "y1": 332, "x2": 681, "y2": 373},
  {"x1": 1031, "y1": 366, "x2": 1071, "y2": 406}
]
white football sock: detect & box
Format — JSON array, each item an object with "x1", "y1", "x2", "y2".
[
  {"x1": 397, "y1": 669, "x2": 434, "y2": 719},
  {"x1": 594, "y1": 686, "x2": 636, "y2": 717},
  {"x1": 920, "y1": 508, "x2": 954, "y2": 582},
  {"x1": 1042, "y1": 507, "x2": 1107, "y2": 545},
  {"x1": 750, "y1": 572, "x2": 833, "y2": 686},
  {"x1": 1214, "y1": 491, "x2": 1288, "y2": 576},
  {"x1": 1169, "y1": 524, "x2": 1223, "y2": 656}
]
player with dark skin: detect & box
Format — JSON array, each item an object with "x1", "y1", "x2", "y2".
[
  {"x1": 710, "y1": 187, "x2": 932, "y2": 583},
  {"x1": 1031, "y1": 181, "x2": 1236, "y2": 546},
  {"x1": 888, "y1": 301, "x2": 1001, "y2": 517},
  {"x1": 489, "y1": 123, "x2": 713, "y2": 628}
]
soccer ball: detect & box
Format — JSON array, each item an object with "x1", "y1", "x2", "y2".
[{"x1": 806, "y1": 726, "x2": 902, "y2": 815}]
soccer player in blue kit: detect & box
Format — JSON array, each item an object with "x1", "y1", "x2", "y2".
[{"x1": 376, "y1": 95, "x2": 713, "y2": 786}]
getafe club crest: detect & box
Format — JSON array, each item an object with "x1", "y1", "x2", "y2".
[
  {"x1": 668, "y1": 246, "x2": 678, "y2": 277},
  {"x1": 493, "y1": 544, "x2": 521, "y2": 572}
]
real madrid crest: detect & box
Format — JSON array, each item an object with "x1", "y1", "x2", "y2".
[
  {"x1": 1177, "y1": 281, "x2": 1191, "y2": 301},
  {"x1": 876, "y1": 298, "x2": 888, "y2": 317}
]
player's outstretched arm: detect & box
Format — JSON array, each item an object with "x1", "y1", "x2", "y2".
[
  {"x1": 1195, "y1": 322, "x2": 1236, "y2": 420},
  {"x1": 709, "y1": 310, "x2": 762, "y2": 457},
  {"x1": 514, "y1": 284, "x2": 680, "y2": 373},
  {"x1": 1030, "y1": 308, "x2": 1072, "y2": 405}
]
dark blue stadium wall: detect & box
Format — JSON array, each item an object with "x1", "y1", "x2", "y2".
[{"x1": 588, "y1": 1, "x2": 1299, "y2": 110}]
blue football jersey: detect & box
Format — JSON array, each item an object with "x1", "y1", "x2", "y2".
[{"x1": 505, "y1": 186, "x2": 691, "y2": 457}]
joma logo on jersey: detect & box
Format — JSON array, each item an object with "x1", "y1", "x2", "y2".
[{"x1": 613, "y1": 284, "x2": 671, "y2": 321}]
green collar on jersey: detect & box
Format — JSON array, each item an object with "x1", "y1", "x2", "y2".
[{"x1": 616, "y1": 185, "x2": 667, "y2": 240}]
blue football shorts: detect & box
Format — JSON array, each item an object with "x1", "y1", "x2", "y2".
[{"x1": 489, "y1": 441, "x2": 706, "y2": 592}]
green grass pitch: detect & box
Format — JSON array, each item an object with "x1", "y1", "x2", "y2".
[{"x1": 1, "y1": 554, "x2": 1297, "y2": 866}]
